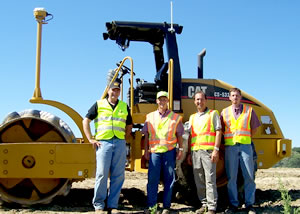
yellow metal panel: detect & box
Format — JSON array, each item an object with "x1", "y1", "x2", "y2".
[
  {"x1": 132, "y1": 103, "x2": 157, "y2": 124},
  {"x1": 0, "y1": 143, "x2": 95, "y2": 179},
  {"x1": 134, "y1": 161, "x2": 148, "y2": 173},
  {"x1": 133, "y1": 103, "x2": 157, "y2": 113},
  {"x1": 254, "y1": 138, "x2": 291, "y2": 169},
  {"x1": 132, "y1": 113, "x2": 147, "y2": 124},
  {"x1": 132, "y1": 131, "x2": 147, "y2": 173},
  {"x1": 277, "y1": 139, "x2": 292, "y2": 157},
  {"x1": 55, "y1": 144, "x2": 95, "y2": 164},
  {"x1": 131, "y1": 131, "x2": 142, "y2": 170}
]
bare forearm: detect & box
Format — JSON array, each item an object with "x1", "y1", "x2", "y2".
[
  {"x1": 125, "y1": 125, "x2": 132, "y2": 136},
  {"x1": 177, "y1": 135, "x2": 183, "y2": 148},
  {"x1": 188, "y1": 135, "x2": 191, "y2": 153},
  {"x1": 144, "y1": 133, "x2": 149, "y2": 151},
  {"x1": 82, "y1": 118, "x2": 93, "y2": 141},
  {"x1": 251, "y1": 128, "x2": 258, "y2": 137},
  {"x1": 215, "y1": 130, "x2": 222, "y2": 148}
]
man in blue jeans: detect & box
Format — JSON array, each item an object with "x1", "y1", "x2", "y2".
[
  {"x1": 143, "y1": 91, "x2": 184, "y2": 214},
  {"x1": 82, "y1": 79, "x2": 132, "y2": 214},
  {"x1": 220, "y1": 88, "x2": 260, "y2": 214}
]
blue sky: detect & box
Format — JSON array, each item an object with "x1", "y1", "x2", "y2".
[{"x1": 0, "y1": 1, "x2": 299, "y2": 147}]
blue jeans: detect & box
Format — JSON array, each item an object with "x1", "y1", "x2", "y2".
[
  {"x1": 93, "y1": 137, "x2": 126, "y2": 210},
  {"x1": 147, "y1": 149, "x2": 176, "y2": 208},
  {"x1": 225, "y1": 143, "x2": 256, "y2": 207}
]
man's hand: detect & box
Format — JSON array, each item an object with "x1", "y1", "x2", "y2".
[
  {"x1": 144, "y1": 149, "x2": 150, "y2": 161},
  {"x1": 89, "y1": 139, "x2": 101, "y2": 149},
  {"x1": 187, "y1": 153, "x2": 192, "y2": 165},
  {"x1": 211, "y1": 150, "x2": 219, "y2": 163},
  {"x1": 176, "y1": 150, "x2": 183, "y2": 160}
]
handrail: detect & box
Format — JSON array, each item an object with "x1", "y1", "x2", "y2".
[
  {"x1": 168, "y1": 58, "x2": 174, "y2": 111},
  {"x1": 101, "y1": 56, "x2": 134, "y2": 116}
]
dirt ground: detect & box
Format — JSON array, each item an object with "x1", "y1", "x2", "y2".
[{"x1": 0, "y1": 168, "x2": 299, "y2": 213}]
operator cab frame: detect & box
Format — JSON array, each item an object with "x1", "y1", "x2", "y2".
[{"x1": 103, "y1": 21, "x2": 183, "y2": 112}]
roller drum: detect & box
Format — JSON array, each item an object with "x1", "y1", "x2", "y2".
[{"x1": 0, "y1": 109, "x2": 76, "y2": 205}]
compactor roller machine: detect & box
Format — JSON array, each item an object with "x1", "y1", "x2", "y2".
[
  {"x1": 102, "y1": 21, "x2": 292, "y2": 194},
  {"x1": 0, "y1": 9, "x2": 292, "y2": 206}
]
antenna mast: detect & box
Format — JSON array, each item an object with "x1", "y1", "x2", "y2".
[{"x1": 168, "y1": 1, "x2": 175, "y2": 32}]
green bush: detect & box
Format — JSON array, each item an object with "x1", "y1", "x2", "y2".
[
  {"x1": 274, "y1": 148, "x2": 300, "y2": 168},
  {"x1": 293, "y1": 147, "x2": 300, "y2": 153}
]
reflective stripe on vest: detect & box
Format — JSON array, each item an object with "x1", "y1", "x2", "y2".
[
  {"x1": 190, "y1": 110, "x2": 217, "y2": 151},
  {"x1": 94, "y1": 99, "x2": 128, "y2": 140},
  {"x1": 147, "y1": 111, "x2": 182, "y2": 153},
  {"x1": 222, "y1": 104, "x2": 252, "y2": 145}
]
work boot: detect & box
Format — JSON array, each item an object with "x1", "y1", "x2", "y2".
[
  {"x1": 107, "y1": 208, "x2": 120, "y2": 214},
  {"x1": 245, "y1": 205, "x2": 256, "y2": 214},
  {"x1": 195, "y1": 206, "x2": 207, "y2": 214},
  {"x1": 161, "y1": 208, "x2": 170, "y2": 214},
  {"x1": 225, "y1": 205, "x2": 238, "y2": 213}
]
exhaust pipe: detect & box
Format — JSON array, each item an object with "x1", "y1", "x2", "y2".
[{"x1": 198, "y1": 48, "x2": 206, "y2": 79}]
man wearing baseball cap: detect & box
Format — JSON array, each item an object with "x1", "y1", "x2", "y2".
[
  {"x1": 143, "y1": 91, "x2": 184, "y2": 214},
  {"x1": 82, "y1": 78, "x2": 132, "y2": 213}
]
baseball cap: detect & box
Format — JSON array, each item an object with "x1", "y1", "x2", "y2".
[
  {"x1": 109, "y1": 79, "x2": 121, "y2": 89},
  {"x1": 157, "y1": 91, "x2": 168, "y2": 99}
]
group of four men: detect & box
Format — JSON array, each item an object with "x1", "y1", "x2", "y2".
[{"x1": 82, "y1": 79, "x2": 260, "y2": 214}]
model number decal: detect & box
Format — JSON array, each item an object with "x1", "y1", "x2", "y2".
[{"x1": 214, "y1": 91, "x2": 229, "y2": 98}]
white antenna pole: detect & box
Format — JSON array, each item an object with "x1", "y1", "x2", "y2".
[{"x1": 169, "y1": 1, "x2": 175, "y2": 32}]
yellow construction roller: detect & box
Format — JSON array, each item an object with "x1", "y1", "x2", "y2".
[{"x1": 0, "y1": 109, "x2": 75, "y2": 205}]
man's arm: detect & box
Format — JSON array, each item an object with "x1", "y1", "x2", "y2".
[
  {"x1": 144, "y1": 132, "x2": 150, "y2": 160},
  {"x1": 125, "y1": 105, "x2": 133, "y2": 141},
  {"x1": 250, "y1": 109, "x2": 261, "y2": 137},
  {"x1": 187, "y1": 134, "x2": 192, "y2": 165},
  {"x1": 211, "y1": 110, "x2": 222, "y2": 163},
  {"x1": 211, "y1": 129, "x2": 222, "y2": 163},
  {"x1": 82, "y1": 117, "x2": 100, "y2": 148},
  {"x1": 125, "y1": 124, "x2": 133, "y2": 141},
  {"x1": 176, "y1": 134, "x2": 183, "y2": 160},
  {"x1": 215, "y1": 129, "x2": 222, "y2": 149},
  {"x1": 251, "y1": 127, "x2": 258, "y2": 137},
  {"x1": 186, "y1": 117, "x2": 193, "y2": 165}
]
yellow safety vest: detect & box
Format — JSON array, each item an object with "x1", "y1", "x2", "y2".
[
  {"x1": 222, "y1": 104, "x2": 252, "y2": 146},
  {"x1": 94, "y1": 99, "x2": 128, "y2": 140},
  {"x1": 190, "y1": 110, "x2": 218, "y2": 151},
  {"x1": 146, "y1": 110, "x2": 182, "y2": 153}
]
